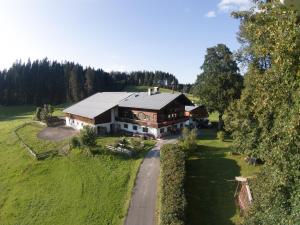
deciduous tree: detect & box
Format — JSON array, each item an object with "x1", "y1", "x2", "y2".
[{"x1": 193, "y1": 44, "x2": 243, "y2": 130}]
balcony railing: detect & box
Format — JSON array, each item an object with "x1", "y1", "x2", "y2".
[{"x1": 115, "y1": 117, "x2": 188, "y2": 128}]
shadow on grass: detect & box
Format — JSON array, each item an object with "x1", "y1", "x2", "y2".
[
  {"x1": 0, "y1": 106, "x2": 35, "y2": 121},
  {"x1": 186, "y1": 145, "x2": 240, "y2": 225}
]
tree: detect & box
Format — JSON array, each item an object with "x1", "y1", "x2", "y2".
[
  {"x1": 225, "y1": 1, "x2": 300, "y2": 224},
  {"x1": 193, "y1": 44, "x2": 243, "y2": 130}
]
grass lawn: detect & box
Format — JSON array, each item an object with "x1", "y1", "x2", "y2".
[
  {"x1": 0, "y1": 105, "x2": 154, "y2": 225},
  {"x1": 185, "y1": 126, "x2": 260, "y2": 225},
  {"x1": 16, "y1": 123, "x2": 69, "y2": 153}
]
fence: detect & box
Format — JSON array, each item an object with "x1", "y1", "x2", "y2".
[{"x1": 14, "y1": 122, "x2": 59, "y2": 160}]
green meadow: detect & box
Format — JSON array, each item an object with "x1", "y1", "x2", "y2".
[
  {"x1": 0, "y1": 105, "x2": 153, "y2": 225},
  {"x1": 185, "y1": 114, "x2": 260, "y2": 225}
]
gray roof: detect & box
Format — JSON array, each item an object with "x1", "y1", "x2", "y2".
[
  {"x1": 63, "y1": 92, "x2": 134, "y2": 119},
  {"x1": 118, "y1": 92, "x2": 184, "y2": 110}
]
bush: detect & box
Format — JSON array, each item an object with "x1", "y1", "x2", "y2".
[
  {"x1": 160, "y1": 144, "x2": 186, "y2": 225},
  {"x1": 130, "y1": 138, "x2": 144, "y2": 152},
  {"x1": 217, "y1": 131, "x2": 225, "y2": 142},
  {"x1": 70, "y1": 136, "x2": 81, "y2": 149},
  {"x1": 34, "y1": 104, "x2": 54, "y2": 126},
  {"x1": 80, "y1": 126, "x2": 97, "y2": 147},
  {"x1": 180, "y1": 128, "x2": 198, "y2": 154}
]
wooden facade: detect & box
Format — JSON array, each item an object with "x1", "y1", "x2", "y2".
[
  {"x1": 66, "y1": 109, "x2": 111, "y2": 125},
  {"x1": 117, "y1": 96, "x2": 189, "y2": 128},
  {"x1": 65, "y1": 113, "x2": 95, "y2": 124}
]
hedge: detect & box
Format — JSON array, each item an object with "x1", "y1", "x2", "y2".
[{"x1": 160, "y1": 144, "x2": 186, "y2": 225}]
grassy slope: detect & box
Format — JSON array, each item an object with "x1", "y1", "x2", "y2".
[
  {"x1": 185, "y1": 114, "x2": 260, "y2": 225},
  {"x1": 0, "y1": 106, "x2": 152, "y2": 225}
]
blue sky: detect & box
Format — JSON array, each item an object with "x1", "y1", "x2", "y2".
[{"x1": 0, "y1": 0, "x2": 253, "y2": 83}]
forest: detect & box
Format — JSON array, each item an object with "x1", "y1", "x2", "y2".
[{"x1": 0, "y1": 58, "x2": 192, "y2": 105}]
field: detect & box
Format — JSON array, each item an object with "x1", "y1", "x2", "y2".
[
  {"x1": 0, "y1": 106, "x2": 154, "y2": 225},
  {"x1": 185, "y1": 114, "x2": 260, "y2": 225}
]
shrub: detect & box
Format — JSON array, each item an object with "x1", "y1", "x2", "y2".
[
  {"x1": 217, "y1": 131, "x2": 225, "y2": 142},
  {"x1": 80, "y1": 126, "x2": 97, "y2": 147},
  {"x1": 70, "y1": 136, "x2": 81, "y2": 149},
  {"x1": 160, "y1": 144, "x2": 186, "y2": 225},
  {"x1": 34, "y1": 104, "x2": 54, "y2": 126},
  {"x1": 180, "y1": 127, "x2": 198, "y2": 154},
  {"x1": 130, "y1": 138, "x2": 144, "y2": 152},
  {"x1": 34, "y1": 107, "x2": 42, "y2": 121}
]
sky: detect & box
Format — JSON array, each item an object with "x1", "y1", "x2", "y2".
[{"x1": 0, "y1": 0, "x2": 254, "y2": 83}]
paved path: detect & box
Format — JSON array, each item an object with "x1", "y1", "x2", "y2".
[{"x1": 124, "y1": 138, "x2": 177, "y2": 225}]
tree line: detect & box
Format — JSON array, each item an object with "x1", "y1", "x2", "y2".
[
  {"x1": 192, "y1": 1, "x2": 299, "y2": 224},
  {"x1": 0, "y1": 58, "x2": 191, "y2": 105}
]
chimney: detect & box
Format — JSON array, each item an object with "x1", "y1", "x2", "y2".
[
  {"x1": 153, "y1": 87, "x2": 160, "y2": 94},
  {"x1": 148, "y1": 88, "x2": 153, "y2": 96}
]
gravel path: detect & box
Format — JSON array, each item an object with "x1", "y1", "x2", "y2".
[{"x1": 37, "y1": 126, "x2": 78, "y2": 141}]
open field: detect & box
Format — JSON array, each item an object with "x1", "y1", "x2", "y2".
[
  {"x1": 186, "y1": 127, "x2": 260, "y2": 225},
  {"x1": 0, "y1": 106, "x2": 154, "y2": 225}
]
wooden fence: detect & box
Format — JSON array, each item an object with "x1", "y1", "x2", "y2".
[{"x1": 14, "y1": 122, "x2": 59, "y2": 160}]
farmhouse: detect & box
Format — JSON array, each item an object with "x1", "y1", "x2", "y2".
[{"x1": 63, "y1": 88, "x2": 193, "y2": 138}]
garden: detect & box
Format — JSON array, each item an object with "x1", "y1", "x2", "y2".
[{"x1": 185, "y1": 126, "x2": 260, "y2": 225}]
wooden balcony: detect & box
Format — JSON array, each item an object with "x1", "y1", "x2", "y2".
[{"x1": 115, "y1": 117, "x2": 188, "y2": 128}]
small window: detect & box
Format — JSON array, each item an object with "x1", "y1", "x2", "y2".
[
  {"x1": 142, "y1": 127, "x2": 148, "y2": 133},
  {"x1": 124, "y1": 124, "x2": 128, "y2": 129},
  {"x1": 160, "y1": 128, "x2": 165, "y2": 133},
  {"x1": 133, "y1": 125, "x2": 138, "y2": 131}
]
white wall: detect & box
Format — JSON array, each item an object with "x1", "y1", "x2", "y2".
[
  {"x1": 117, "y1": 121, "x2": 185, "y2": 138},
  {"x1": 66, "y1": 117, "x2": 93, "y2": 130},
  {"x1": 65, "y1": 117, "x2": 112, "y2": 133},
  {"x1": 66, "y1": 112, "x2": 186, "y2": 138}
]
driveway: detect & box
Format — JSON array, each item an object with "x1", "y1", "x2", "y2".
[
  {"x1": 124, "y1": 137, "x2": 178, "y2": 225},
  {"x1": 37, "y1": 126, "x2": 78, "y2": 141}
]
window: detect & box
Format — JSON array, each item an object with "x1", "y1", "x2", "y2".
[
  {"x1": 180, "y1": 123, "x2": 183, "y2": 128},
  {"x1": 124, "y1": 124, "x2": 128, "y2": 129},
  {"x1": 160, "y1": 128, "x2": 165, "y2": 133},
  {"x1": 142, "y1": 127, "x2": 148, "y2": 133},
  {"x1": 133, "y1": 125, "x2": 138, "y2": 131}
]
